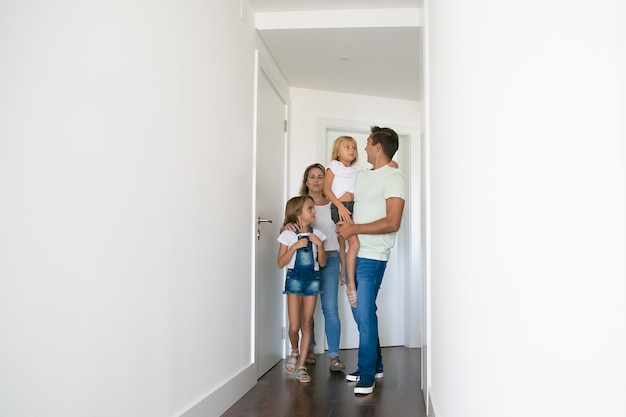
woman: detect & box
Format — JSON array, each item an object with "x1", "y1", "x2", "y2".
[{"x1": 298, "y1": 163, "x2": 345, "y2": 372}]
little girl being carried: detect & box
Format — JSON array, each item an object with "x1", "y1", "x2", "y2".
[{"x1": 323, "y1": 136, "x2": 361, "y2": 307}]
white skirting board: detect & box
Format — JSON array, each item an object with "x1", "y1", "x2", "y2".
[
  {"x1": 178, "y1": 364, "x2": 256, "y2": 417},
  {"x1": 428, "y1": 386, "x2": 439, "y2": 417}
]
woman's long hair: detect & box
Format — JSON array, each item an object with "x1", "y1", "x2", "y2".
[{"x1": 299, "y1": 163, "x2": 325, "y2": 196}]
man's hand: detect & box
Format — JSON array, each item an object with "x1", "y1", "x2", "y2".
[
  {"x1": 338, "y1": 198, "x2": 405, "y2": 238},
  {"x1": 336, "y1": 220, "x2": 355, "y2": 240}
]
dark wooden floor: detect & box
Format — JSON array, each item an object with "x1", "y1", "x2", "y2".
[{"x1": 222, "y1": 347, "x2": 426, "y2": 417}]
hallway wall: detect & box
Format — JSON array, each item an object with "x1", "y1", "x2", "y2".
[
  {"x1": 0, "y1": 1, "x2": 264, "y2": 416},
  {"x1": 427, "y1": 1, "x2": 626, "y2": 416}
]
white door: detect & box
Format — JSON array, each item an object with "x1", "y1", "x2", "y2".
[
  {"x1": 255, "y1": 66, "x2": 287, "y2": 378},
  {"x1": 323, "y1": 127, "x2": 410, "y2": 349}
]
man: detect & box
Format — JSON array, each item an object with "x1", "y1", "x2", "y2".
[{"x1": 336, "y1": 125, "x2": 406, "y2": 395}]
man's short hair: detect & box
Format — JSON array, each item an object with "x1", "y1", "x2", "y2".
[{"x1": 370, "y1": 126, "x2": 399, "y2": 159}]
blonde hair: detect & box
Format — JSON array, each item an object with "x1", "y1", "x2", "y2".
[
  {"x1": 330, "y1": 136, "x2": 358, "y2": 165},
  {"x1": 282, "y1": 195, "x2": 314, "y2": 227}
]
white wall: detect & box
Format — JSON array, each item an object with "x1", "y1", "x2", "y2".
[
  {"x1": 0, "y1": 1, "x2": 263, "y2": 416},
  {"x1": 427, "y1": 1, "x2": 626, "y2": 416},
  {"x1": 288, "y1": 87, "x2": 420, "y2": 195}
]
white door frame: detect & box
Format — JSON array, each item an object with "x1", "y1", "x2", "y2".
[{"x1": 315, "y1": 118, "x2": 423, "y2": 349}]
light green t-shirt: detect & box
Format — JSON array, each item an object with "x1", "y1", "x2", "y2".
[{"x1": 353, "y1": 165, "x2": 406, "y2": 261}]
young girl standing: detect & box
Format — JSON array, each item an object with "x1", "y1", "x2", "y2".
[
  {"x1": 277, "y1": 195, "x2": 327, "y2": 383},
  {"x1": 323, "y1": 136, "x2": 362, "y2": 307}
]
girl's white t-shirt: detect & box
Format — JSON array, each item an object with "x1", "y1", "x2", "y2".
[
  {"x1": 328, "y1": 160, "x2": 363, "y2": 199},
  {"x1": 277, "y1": 228, "x2": 327, "y2": 270}
]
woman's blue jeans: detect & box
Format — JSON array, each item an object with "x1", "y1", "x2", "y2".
[
  {"x1": 351, "y1": 257, "x2": 386, "y2": 378},
  {"x1": 310, "y1": 251, "x2": 341, "y2": 358}
]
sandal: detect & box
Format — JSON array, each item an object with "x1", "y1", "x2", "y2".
[
  {"x1": 305, "y1": 348, "x2": 316, "y2": 365},
  {"x1": 285, "y1": 351, "x2": 299, "y2": 373},
  {"x1": 329, "y1": 356, "x2": 345, "y2": 372},
  {"x1": 296, "y1": 366, "x2": 311, "y2": 383}
]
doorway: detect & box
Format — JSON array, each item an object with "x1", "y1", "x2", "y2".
[{"x1": 312, "y1": 119, "x2": 422, "y2": 352}]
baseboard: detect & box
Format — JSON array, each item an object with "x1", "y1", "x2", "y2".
[
  {"x1": 428, "y1": 386, "x2": 439, "y2": 417},
  {"x1": 177, "y1": 364, "x2": 256, "y2": 417}
]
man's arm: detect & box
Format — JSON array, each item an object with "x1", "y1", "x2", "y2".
[{"x1": 336, "y1": 197, "x2": 405, "y2": 239}]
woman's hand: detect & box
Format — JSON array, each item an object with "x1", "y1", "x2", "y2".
[
  {"x1": 280, "y1": 222, "x2": 298, "y2": 233},
  {"x1": 346, "y1": 286, "x2": 357, "y2": 307}
]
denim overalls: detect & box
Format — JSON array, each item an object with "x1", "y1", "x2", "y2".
[{"x1": 283, "y1": 227, "x2": 321, "y2": 296}]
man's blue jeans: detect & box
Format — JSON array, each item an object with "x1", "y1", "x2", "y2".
[{"x1": 351, "y1": 257, "x2": 386, "y2": 378}]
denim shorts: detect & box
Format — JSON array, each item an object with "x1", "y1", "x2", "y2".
[
  {"x1": 283, "y1": 269, "x2": 321, "y2": 296},
  {"x1": 331, "y1": 201, "x2": 354, "y2": 224}
]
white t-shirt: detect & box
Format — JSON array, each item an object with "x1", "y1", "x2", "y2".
[
  {"x1": 277, "y1": 228, "x2": 327, "y2": 270},
  {"x1": 353, "y1": 165, "x2": 406, "y2": 261},
  {"x1": 328, "y1": 160, "x2": 363, "y2": 199},
  {"x1": 312, "y1": 202, "x2": 339, "y2": 252}
]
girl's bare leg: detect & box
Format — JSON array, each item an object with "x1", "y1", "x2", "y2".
[
  {"x1": 298, "y1": 295, "x2": 317, "y2": 370},
  {"x1": 287, "y1": 294, "x2": 303, "y2": 354},
  {"x1": 346, "y1": 235, "x2": 360, "y2": 307},
  {"x1": 338, "y1": 236, "x2": 347, "y2": 285}
]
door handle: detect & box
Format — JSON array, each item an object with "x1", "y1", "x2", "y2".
[{"x1": 258, "y1": 217, "x2": 273, "y2": 224}]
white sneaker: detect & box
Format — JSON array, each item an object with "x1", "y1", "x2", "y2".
[
  {"x1": 354, "y1": 379, "x2": 375, "y2": 395},
  {"x1": 345, "y1": 370, "x2": 384, "y2": 382}
]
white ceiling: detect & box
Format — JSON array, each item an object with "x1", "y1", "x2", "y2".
[
  {"x1": 250, "y1": 0, "x2": 422, "y2": 12},
  {"x1": 248, "y1": 0, "x2": 424, "y2": 101}
]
